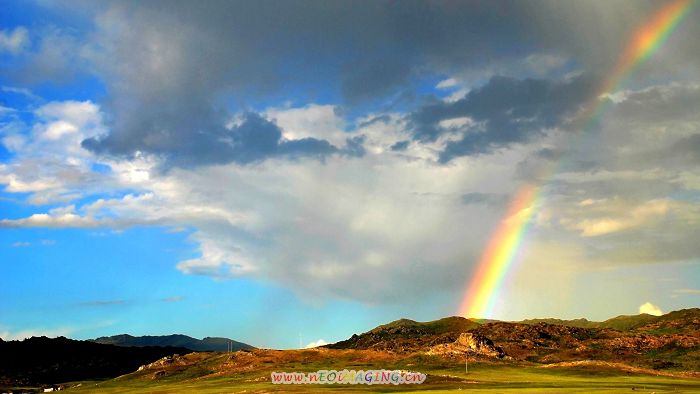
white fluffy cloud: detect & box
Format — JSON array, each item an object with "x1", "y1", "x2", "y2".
[
  {"x1": 305, "y1": 339, "x2": 328, "y2": 348},
  {"x1": 573, "y1": 199, "x2": 671, "y2": 237},
  {"x1": 0, "y1": 98, "x2": 525, "y2": 303},
  {"x1": 266, "y1": 104, "x2": 347, "y2": 146},
  {"x1": 639, "y1": 302, "x2": 663, "y2": 316},
  {"x1": 0, "y1": 100, "x2": 112, "y2": 204}
]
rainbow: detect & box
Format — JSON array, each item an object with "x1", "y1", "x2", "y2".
[{"x1": 458, "y1": 0, "x2": 695, "y2": 319}]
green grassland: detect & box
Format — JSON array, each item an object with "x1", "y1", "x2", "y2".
[{"x1": 62, "y1": 352, "x2": 700, "y2": 393}]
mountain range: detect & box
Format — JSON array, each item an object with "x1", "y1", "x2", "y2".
[{"x1": 90, "y1": 334, "x2": 254, "y2": 352}]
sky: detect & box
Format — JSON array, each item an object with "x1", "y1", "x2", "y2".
[{"x1": 1, "y1": 0, "x2": 699, "y2": 349}]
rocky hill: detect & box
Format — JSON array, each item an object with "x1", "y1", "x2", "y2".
[
  {"x1": 329, "y1": 308, "x2": 700, "y2": 371},
  {"x1": 327, "y1": 316, "x2": 480, "y2": 352}
]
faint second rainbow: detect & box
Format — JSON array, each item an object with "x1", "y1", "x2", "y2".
[{"x1": 458, "y1": 0, "x2": 695, "y2": 319}]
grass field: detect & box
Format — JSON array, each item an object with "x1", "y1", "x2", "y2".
[{"x1": 60, "y1": 352, "x2": 700, "y2": 393}]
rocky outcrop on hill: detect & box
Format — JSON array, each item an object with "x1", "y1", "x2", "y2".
[{"x1": 428, "y1": 333, "x2": 506, "y2": 358}]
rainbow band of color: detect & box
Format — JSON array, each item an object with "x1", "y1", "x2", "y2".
[{"x1": 458, "y1": 0, "x2": 695, "y2": 319}]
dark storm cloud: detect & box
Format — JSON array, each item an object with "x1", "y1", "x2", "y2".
[
  {"x1": 19, "y1": 0, "x2": 691, "y2": 167},
  {"x1": 341, "y1": 58, "x2": 414, "y2": 104},
  {"x1": 670, "y1": 134, "x2": 700, "y2": 163},
  {"x1": 277, "y1": 138, "x2": 338, "y2": 159},
  {"x1": 390, "y1": 140, "x2": 410, "y2": 152},
  {"x1": 409, "y1": 73, "x2": 599, "y2": 162},
  {"x1": 342, "y1": 135, "x2": 367, "y2": 158},
  {"x1": 461, "y1": 192, "x2": 508, "y2": 207},
  {"x1": 512, "y1": 83, "x2": 700, "y2": 180},
  {"x1": 83, "y1": 112, "x2": 345, "y2": 166},
  {"x1": 67, "y1": 0, "x2": 543, "y2": 167}
]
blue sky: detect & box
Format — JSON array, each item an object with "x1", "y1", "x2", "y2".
[{"x1": 1, "y1": 0, "x2": 699, "y2": 348}]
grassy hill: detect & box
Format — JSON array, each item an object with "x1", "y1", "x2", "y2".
[
  {"x1": 519, "y1": 317, "x2": 600, "y2": 328},
  {"x1": 519, "y1": 308, "x2": 700, "y2": 332},
  {"x1": 328, "y1": 316, "x2": 481, "y2": 352},
  {"x1": 369, "y1": 316, "x2": 481, "y2": 336},
  {"x1": 61, "y1": 348, "x2": 700, "y2": 393}
]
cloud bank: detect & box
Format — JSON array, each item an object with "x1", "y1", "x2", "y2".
[{"x1": 1, "y1": 0, "x2": 699, "y2": 319}]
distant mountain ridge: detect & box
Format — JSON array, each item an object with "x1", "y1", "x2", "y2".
[
  {"x1": 0, "y1": 336, "x2": 190, "y2": 387},
  {"x1": 90, "y1": 334, "x2": 254, "y2": 352},
  {"x1": 518, "y1": 308, "x2": 700, "y2": 331}
]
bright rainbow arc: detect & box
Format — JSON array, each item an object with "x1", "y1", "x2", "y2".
[{"x1": 458, "y1": 0, "x2": 695, "y2": 320}]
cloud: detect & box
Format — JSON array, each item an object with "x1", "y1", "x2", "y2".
[
  {"x1": 79, "y1": 300, "x2": 127, "y2": 307},
  {"x1": 265, "y1": 104, "x2": 347, "y2": 146},
  {"x1": 27, "y1": 1, "x2": 646, "y2": 169},
  {"x1": 436, "y1": 78, "x2": 459, "y2": 89},
  {"x1": 82, "y1": 111, "x2": 352, "y2": 167},
  {"x1": 0, "y1": 27, "x2": 29, "y2": 54},
  {"x1": 0, "y1": 99, "x2": 111, "y2": 204},
  {"x1": 1, "y1": 97, "x2": 502, "y2": 303},
  {"x1": 2, "y1": 141, "x2": 516, "y2": 303},
  {"x1": 573, "y1": 199, "x2": 671, "y2": 237},
  {"x1": 0, "y1": 105, "x2": 16, "y2": 115},
  {"x1": 390, "y1": 140, "x2": 410, "y2": 152},
  {"x1": 0, "y1": 212, "x2": 104, "y2": 228},
  {"x1": 528, "y1": 83, "x2": 700, "y2": 177},
  {"x1": 1, "y1": 86, "x2": 41, "y2": 101},
  {"x1": 1, "y1": 1, "x2": 700, "y2": 315},
  {"x1": 304, "y1": 339, "x2": 328, "y2": 349},
  {"x1": 461, "y1": 192, "x2": 508, "y2": 208},
  {"x1": 176, "y1": 237, "x2": 256, "y2": 278},
  {"x1": 6, "y1": 26, "x2": 87, "y2": 84},
  {"x1": 530, "y1": 174, "x2": 700, "y2": 265},
  {"x1": 11, "y1": 241, "x2": 31, "y2": 247},
  {"x1": 672, "y1": 288, "x2": 700, "y2": 295},
  {"x1": 638, "y1": 302, "x2": 663, "y2": 316},
  {"x1": 2, "y1": 83, "x2": 699, "y2": 312},
  {"x1": 505, "y1": 80, "x2": 700, "y2": 268},
  {"x1": 408, "y1": 73, "x2": 599, "y2": 162},
  {"x1": 5, "y1": 83, "x2": 696, "y2": 306},
  {"x1": 161, "y1": 296, "x2": 184, "y2": 303},
  {"x1": 14, "y1": 0, "x2": 692, "y2": 171}
]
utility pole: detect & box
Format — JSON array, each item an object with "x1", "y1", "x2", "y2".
[{"x1": 465, "y1": 350, "x2": 469, "y2": 375}]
